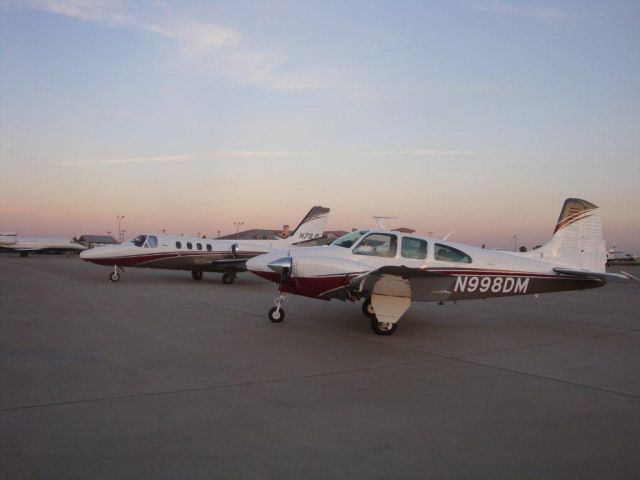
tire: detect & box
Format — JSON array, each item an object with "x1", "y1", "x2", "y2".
[
  {"x1": 222, "y1": 273, "x2": 235, "y2": 285},
  {"x1": 370, "y1": 317, "x2": 397, "y2": 335},
  {"x1": 109, "y1": 272, "x2": 120, "y2": 282},
  {"x1": 191, "y1": 270, "x2": 203, "y2": 281},
  {"x1": 268, "y1": 306, "x2": 285, "y2": 323},
  {"x1": 362, "y1": 298, "x2": 375, "y2": 318}
]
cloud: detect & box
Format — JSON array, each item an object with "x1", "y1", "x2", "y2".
[
  {"x1": 469, "y1": 0, "x2": 567, "y2": 20},
  {"x1": 55, "y1": 154, "x2": 193, "y2": 166},
  {"x1": 7, "y1": 0, "x2": 334, "y2": 92},
  {"x1": 55, "y1": 150, "x2": 481, "y2": 166}
]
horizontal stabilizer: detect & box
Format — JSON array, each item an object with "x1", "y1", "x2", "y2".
[{"x1": 553, "y1": 267, "x2": 637, "y2": 284}]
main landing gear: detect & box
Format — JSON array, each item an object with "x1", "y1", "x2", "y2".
[
  {"x1": 222, "y1": 272, "x2": 236, "y2": 285},
  {"x1": 109, "y1": 265, "x2": 122, "y2": 282},
  {"x1": 362, "y1": 296, "x2": 398, "y2": 336},
  {"x1": 268, "y1": 292, "x2": 286, "y2": 323},
  {"x1": 191, "y1": 270, "x2": 203, "y2": 281}
]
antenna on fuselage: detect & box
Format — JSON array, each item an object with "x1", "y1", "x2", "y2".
[{"x1": 372, "y1": 216, "x2": 397, "y2": 230}]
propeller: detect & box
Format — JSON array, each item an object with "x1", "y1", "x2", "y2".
[{"x1": 267, "y1": 256, "x2": 292, "y2": 284}]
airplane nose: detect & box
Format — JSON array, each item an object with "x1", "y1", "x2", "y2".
[{"x1": 79, "y1": 249, "x2": 92, "y2": 260}]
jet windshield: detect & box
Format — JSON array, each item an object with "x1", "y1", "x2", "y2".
[
  {"x1": 130, "y1": 235, "x2": 147, "y2": 247},
  {"x1": 331, "y1": 229, "x2": 370, "y2": 248}
]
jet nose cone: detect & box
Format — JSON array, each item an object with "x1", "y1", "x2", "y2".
[
  {"x1": 79, "y1": 248, "x2": 92, "y2": 260},
  {"x1": 267, "y1": 256, "x2": 292, "y2": 274}
]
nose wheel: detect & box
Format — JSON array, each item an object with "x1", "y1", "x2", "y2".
[
  {"x1": 362, "y1": 297, "x2": 376, "y2": 318},
  {"x1": 268, "y1": 292, "x2": 286, "y2": 323},
  {"x1": 109, "y1": 265, "x2": 121, "y2": 282}
]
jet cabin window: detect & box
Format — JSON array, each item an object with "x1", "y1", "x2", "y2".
[
  {"x1": 176, "y1": 241, "x2": 182, "y2": 249},
  {"x1": 332, "y1": 229, "x2": 370, "y2": 248},
  {"x1": 435, "y1": 243, "x2": 472, "y2": 263},
  {"x1": 206, "y1": 244, "x2": 212, "y2": 252},
  {"x1": 131, "y1": 235, "x2": 147, "y2": 247},
  {"x1": 197, "y1": 243, "x2": 202, "y2": 251},
  {"x1": 353, "y1": 233, "x2": 397, "y2": 258},
  {"x1": 145, "y1": 236, "x2": 158, "y2": 248},
  {"x1": 401, "y1": 237, "x2": 428, "y2": 260},
  {"x1": 187, "y1": 242, "x2": 193, "y2": 250}
]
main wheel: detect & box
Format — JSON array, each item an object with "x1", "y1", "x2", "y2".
[
  {"x1": 370, "y1": 317, "x2": 397, "y2": 335},
  {"x1": 268, "y1": 306, "x2": 285, "y2": 323},
  {"x1": 109, "y1": 271, "x2": 120, "y2": 282},
  {"x1": 222, "y1": 273, "x2": 235, "y2": 284},
  {"x1": 362, "y1": 298, "x2": 375, "y2": 318},
  {"x1": 191, "y1": 270, "x2": 203, "y2": 281}
]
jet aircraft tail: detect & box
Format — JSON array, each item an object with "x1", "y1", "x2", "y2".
[
  {"x1": 527, "y1": 198, "x2": 606, "y2": 272},
  {"x1": 277, "y1": 206, "x2": 330, "y2": 246}
]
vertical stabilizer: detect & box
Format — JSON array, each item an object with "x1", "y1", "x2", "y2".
[
  {"x1": 530, "y1": 198, "x2": 606, "y2": 272},
  {"x1": 279, "y1": 206, "x2": 330, "y2": 246}
]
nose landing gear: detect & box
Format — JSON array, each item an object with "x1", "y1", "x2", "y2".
[
  {"x1": 268, "y1": 292, "x2": 286, "y2": 323},
  {"x1": 363, "y1": 297, "x2": 399, "y2": 335},
  {"x1": 109, "y1": 265, "x2": 122, "y2": 282}
]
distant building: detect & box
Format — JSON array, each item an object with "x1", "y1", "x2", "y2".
[
  {"x1": 392, "y1": 227, "x2": 416, "y2": 234},
  {"x1": 78, "y1": 235, "x2": 119, "y2": 248}
]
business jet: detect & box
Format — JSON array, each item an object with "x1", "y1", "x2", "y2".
[
  {"x1": 247, "y1": 198, "x2": 635, "y2": 335},
  {"x1": 80, "y1": 206, "x2": 330, "y2": 283},
  {"x1": 0, "y1": 232, "x2": 87, "y2": 256}
]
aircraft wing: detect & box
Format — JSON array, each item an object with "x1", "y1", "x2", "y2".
[
  {"x1": 350, "y1": 266, "x2": 454, "y2": 302},
  {"x1": 204, "y1": 258, "x2": 248, "y2": 272},
  {"x1": 318, "y1": 266, "x2": 454, "y2": 302}
]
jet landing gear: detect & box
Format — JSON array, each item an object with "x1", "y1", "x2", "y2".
[
  {"x1": 109, "y1": 265, "x2": 122, "y2": 282},
  {"x1": 191, "y1": 270, "x2": 203, "y2": 281},
  {"x1": 268, "y1": 292, "x2": 286, "y2": 323},
  {"x1": 222, "y1": 272, "x2": 236, "y2": 285},
  {"x1": 363, "y1": 297, "x2": 398, "y2": 335}
]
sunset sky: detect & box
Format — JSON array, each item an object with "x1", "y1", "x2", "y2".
[{"x1": 1, "y1": 1, "x2": 638, "y2": 252}]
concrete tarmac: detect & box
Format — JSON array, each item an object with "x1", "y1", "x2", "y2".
[{"x1": 1, "y1": 255, "x2": 639, "y2": 479}]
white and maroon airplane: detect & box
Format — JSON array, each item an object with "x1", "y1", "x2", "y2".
[
  {"x1": 80, "y1": 206, "x2": 329, "y2": 283},
  {"x1": 247, "y1": 199, "x2": 635, "y2": 335},
  {"x1": 0, "y1": 232, "x2": 87, "y2": 256}
]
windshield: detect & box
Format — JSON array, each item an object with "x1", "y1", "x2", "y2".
[
  {"x1": 331, "y1": 229, "x2": 370, "y2": 248},
  {"x1": 130, "y1": 235, "x2": 147, "y2": 247}
]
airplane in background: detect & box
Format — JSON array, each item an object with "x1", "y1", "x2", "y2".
[
  {"x1": 247, "y1": 198, "x2": 635, "y2": 335},
  {"x1": 0, "y1": 232, "x2": 87, "y2": 257},
  {"x1": 80, "y1": 206, "x2": 330, "y2": 284}
]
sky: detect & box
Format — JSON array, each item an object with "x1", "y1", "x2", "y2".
[{"x1": 0, "y1": 0, "x2": 638, "y2": 252}]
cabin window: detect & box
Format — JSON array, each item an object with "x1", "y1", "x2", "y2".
[
  {"x1": 401, "y1": 237, "x2": 428, "y2": 260},
  {"x1": 434, "y1": 243, "x2": 472, "y2": 263},
  {"x1": 187, "y1": 242, "x2": 193, "y2": 250},
  {"x1": 146, "y1": 236, "x2": 158, "y2": 248},
  {"x1": 332, "y1": 229, "x2": 370, "y2": 248},
  {"x1": 131, "y1": 235, "x2": 147, "y2": 247},
  {"x1": 197, "y1": 243, "x2": 202, "y2": 250},
  {"x1": 206, "y1": 244, "x2": 212, "y2": 252},
  {"x1": 353, "y1": 233, "x2": 397, "y2": 258},
  {"x1": 176, "y1": 241, "x2": 182, "y2": 249}
]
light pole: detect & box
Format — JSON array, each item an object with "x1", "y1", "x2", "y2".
[
  {"x1": 117, "y1": 215, "x2": 125, "y2": 243},
  {"x1": 233, "y1": 221, "x2": 244, "y2": 241},
  {"x1": 217, "y1": 230, "x2": 221, "y2": 238},
  {"x1": 513, "y1": 234, "x2": 517, "y2": 252},
  {"x1": 121, "y1": 230, "x2": 126, "y2": 242}
]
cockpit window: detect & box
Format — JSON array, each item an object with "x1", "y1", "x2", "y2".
[
  {"x1": 146, "y1": 236, "x2": 158, "y2": 248},
  {"x1": 434, "y1": 243, "x2": 472, "y2": 263},
  {"x1": 332, "y1": 229, "x2": 370, "y2": 248},
  {"x1": 401, "y1": 237, "x2": 428, "y2": 260},
  {"x1": 353, "y1": 233, "x2": 397, "y2": 258},
  {"x1": 131, "y1": 235, "x2": 147, "y2": 247}
]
